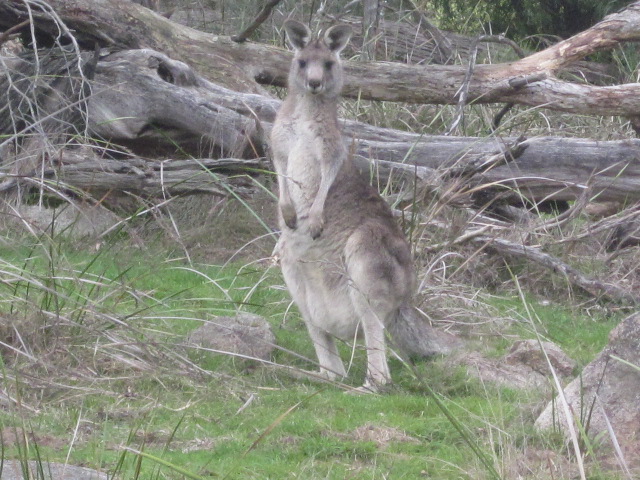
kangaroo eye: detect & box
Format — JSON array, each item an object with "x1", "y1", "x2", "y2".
[
  {"x1": 298, "y1": 59, "x2": 307, "y2": 68},
  {"x1": 324, "y1": 60, "x2": 334, "y2": 70}
]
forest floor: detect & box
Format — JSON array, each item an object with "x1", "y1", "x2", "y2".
[{"x1": 0, "y1": 187, "x2": 635, "y2": 479}]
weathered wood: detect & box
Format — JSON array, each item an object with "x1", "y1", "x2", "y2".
[
  {"x1": 2, "y1": 48, "x2": 639, "y2": 204},
  {"x1": 362, "y1": 0, "x2": 380, "y2": 61},
  {"x1": 1, "y1": 0, "x2": 640, "y2": 115},
  {"x1": 358, "y1": 136, "x2": 640, "y2": 204},
  {"x1": 44, "y1": 152, "x2": 266, "y2": 198},
  {"x1": 325, "y1": 13, "x2": 614, "y2": 84},
  {"x1": 86, "y1": 53, "x2": 640, "y2": 204},
  {"x1": 471, "y1": 235, "x2": 639, "y2": 304},
  {"x1": 231, "y1": 0, "x2": 283, "y2": 43},
  {"x1": 198, "y1": 78, "x2": 640, "y2": 203},
  {"x1": 403, "y1": 1, "x2": 454, "y2": 63}
]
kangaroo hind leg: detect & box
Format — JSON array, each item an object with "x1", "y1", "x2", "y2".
[
  {"x1": 345, "y1": 226, "x2": 412, "y2": 392},
  {"x1": 281, "y1": 257, "x2": 346, "y2": 380},
  {"x1": 349, "y1": 288, "x2": 393, "y2": 391},
  {"x1": 306, "y1": 323, "x2": 347, "y2": 380}
]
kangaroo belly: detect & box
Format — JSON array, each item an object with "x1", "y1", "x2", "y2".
[{"x1": 279, "y1": 229, "x2": 362, "y2": 340}]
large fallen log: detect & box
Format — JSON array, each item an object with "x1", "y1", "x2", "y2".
[
  {"x1": 2, "y1": 0, "x2": 640, "y2": 116},
  {"x1": 39, "y1": 152, "x2": 265, "y2": 199},
  {"x1": 1, "y1": 48, "x2": 639, "y2": 204}
]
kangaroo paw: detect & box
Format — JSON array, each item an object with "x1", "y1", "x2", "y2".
[
  {"x1": 308, "y1": 212, "x2": 324, "y2": 239},
  {"x1": 280, "y1": 203, "x2": 298, "y2": 230}
]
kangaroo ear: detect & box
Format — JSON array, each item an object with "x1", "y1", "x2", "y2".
[
  {"x1": 283, "y1": 20, "x2": 311, "y2": 51},
  {"x1": 324, "y1": 24, "x2": 352, "y2": 54}
]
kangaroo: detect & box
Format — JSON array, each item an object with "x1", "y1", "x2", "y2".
[
  {"x1": 271, "y1": 20, "x2": 457, "y2": 392},
  {"x1": 271, "y1": 20, "x2": 351, "y2": 240}
]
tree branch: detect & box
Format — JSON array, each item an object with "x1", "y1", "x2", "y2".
[
  {"x1": 231, "y1": 0, "x2": 283, "y2": 43},
  {"x1": 473, "y1": 235, "x2": 639, "y2": 305},
  {"x1": 3, "y1": 0, "x2": 640, "y2": 115}
]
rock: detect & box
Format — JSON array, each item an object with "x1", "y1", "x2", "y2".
[
  {"x1": 1, "y1": 461, "x2": 106, "y2": 480},
  {"x1": 186, "y1": 313, "x2": 275, "y2": 361},
  {"x1": 453, "y1": 351, "x2": 548, "y2": 390},
  {"x1": 505, "y1": 339, "x2": 576, "y2": 377},
  {"x1": 535, "y1": 312, "x2": 640, "y2": 472},
  {"x1": 15, "y1": 204, "x2": 119, "y2": 239},
  {"x1": 584, "y1": 201, "x2": 623, "y2": 219},
  {"x1": 451, "y1": 339, "x2": 575, "y2": 391}
]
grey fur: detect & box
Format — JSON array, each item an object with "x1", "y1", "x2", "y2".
[{"x1": 271, "y1": 20, "x2": 457, "y2": 392}]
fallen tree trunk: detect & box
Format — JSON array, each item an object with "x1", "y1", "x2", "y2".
[
  {"x1": 2, "y1": 48, "x2": 639, "y2": 205},
  {"x1": 49, "y1": 153, "x2": 266, "y2": 198},
  {"x1": 10, "y1": 135, "x2": 640, "y2": 206},
  {"x1": 127, "y1": 63, "x2": 640, "y2": 204},
  {"x1": 2, "y1": 0, "x2": 640, "y2": 116}
]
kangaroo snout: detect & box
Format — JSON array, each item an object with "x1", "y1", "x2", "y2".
[
  {"x1": 307, "y1": 78, "x2": 322, "y2": 93},
  {"x1": 304, "y1": 62, "x2": 327, "y2": 93}
]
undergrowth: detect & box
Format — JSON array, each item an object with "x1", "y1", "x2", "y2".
[{"x1": 0, "y1": 221, "x2": 631, "y2": 479}]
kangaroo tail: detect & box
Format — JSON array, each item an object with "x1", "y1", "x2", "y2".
[{"x1": 387, "y1": 305, "x2": 463, "y2": 359}]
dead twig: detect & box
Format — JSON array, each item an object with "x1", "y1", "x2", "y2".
[
  {"x1": 472, "y1": 235, "x2": 639, "y2": 305},
  {"x1": 231, "y1": 0, "x2": 283, "y2": 43},
  {"x1": 0, "y1": 19, "x2": 29, "y2": 46}
]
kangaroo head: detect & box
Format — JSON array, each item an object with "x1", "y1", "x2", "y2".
[{"x1": 283, "y1": 20, "x2": 352, "y2": 97}]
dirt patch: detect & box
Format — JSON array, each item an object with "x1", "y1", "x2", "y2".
[
  {"x1": 335, "y1": 423, "x2": 420, "y2": 449},
  {"x1": 0, "y1": 427, "x2": 67, "y2": 450},
  {"x1": 506, "y1": 447, "x2": 581, "y2": 480}
]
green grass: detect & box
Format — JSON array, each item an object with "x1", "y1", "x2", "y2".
[
  {"x1": 0, "y1": 230, "x2": 627, "y2": 479},
  {"x1": 489, "y1": 296, "x2": 619, "y2": 366}
]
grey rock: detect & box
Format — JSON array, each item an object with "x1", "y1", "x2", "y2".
[
  {"x1": 186, "y1": 313, "x2": 275, "y2": 361},
  {"x1": 15, "y1": 204, "x2": 119, "y2": 239},
  {"x1": 0, "y1": 461, "x2": 106, "y2": 480},
  {"x1": 452, "y1": 340, "x2": 575, "y2": 391},
  {"x1": 535, "y1": 312, "x2": 640, "y2": 471},
  {"x1": 453, "y1": 351, "x2": 548, "y2": 390},
  {"x1": 505, "y1": 339, "x2": 576, "y2": 377}
]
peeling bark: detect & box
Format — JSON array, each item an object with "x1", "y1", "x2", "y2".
[
  {"x1": 2, "y1": 49, "x2": 640, "y2": 205},
  {"x1": 1, "y1": 0, "x2": 640, "y2": 115}
]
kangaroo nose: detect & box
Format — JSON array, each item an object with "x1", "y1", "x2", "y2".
[{"x1": 308, "y1": 79, "x2": 321, "y2": 90}]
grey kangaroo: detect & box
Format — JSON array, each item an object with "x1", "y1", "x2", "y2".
[{"x1": 271, "y1": 20, "x2": 456, "y2": 392}]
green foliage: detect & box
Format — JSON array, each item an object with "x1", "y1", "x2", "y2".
[{"x1": 429, "y1": 0, "x2": 632, "y2": 39}]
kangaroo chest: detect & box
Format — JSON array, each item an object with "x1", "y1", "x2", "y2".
[
  {"x1": 274, "y1": 114, "x2": 342, "y2": 210},
  {"x1": 288, "y1": 122, "x2": 324, "y2": 200}
]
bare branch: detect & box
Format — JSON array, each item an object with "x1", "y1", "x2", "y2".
[
  {"x1": 0, "y1": 19, "x2": 29, "y2": 46},
  {"x1": 231, "y1": 0, "x2": 284, "y2": 43},
  {"x1": 472, "y1": 235, "x2": 639, "y2": 304}
]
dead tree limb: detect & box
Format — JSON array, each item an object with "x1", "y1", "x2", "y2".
[
  {"x1": 472, "y1": 235, "x2": 639, "y2": 305},
  {"x1": 2, "y1": 0, "x2": 640, "y2": 115},
  {"x1": 49, "y1": 152, "x2": 266, "y2": 198},
  {"x1": 231, "y1": 0, "x2": 283, "y2": 43},
  {"x1": 404, "y1": 0, "x2": 453, "y2": 63},
  {"x1": 362, "y1": 0, "x2": 380, "y2": 61},
  {"x1": 3, "y1": 49, "x2": 640, "y2": 205}
]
